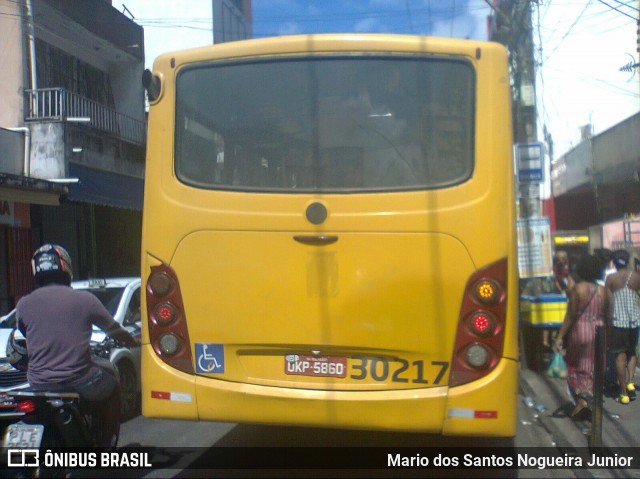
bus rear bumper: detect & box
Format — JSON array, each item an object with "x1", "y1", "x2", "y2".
[
  {"x1": 443, "y1": 358, "x2": 518, "y2": 437},
  {"x1": 142, "y1": 346, "x2": 517, "y2": 436}
]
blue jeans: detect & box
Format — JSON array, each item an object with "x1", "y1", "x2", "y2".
[
  {"x1": 73, "y1": 358, "x2": 121, "y2": 448},
  {"x1": 71, "y1": 357, "x2": 118, "y2": 402},
  {"x1": 32, "y1": 358, "x2": 121, "y2": 448}
]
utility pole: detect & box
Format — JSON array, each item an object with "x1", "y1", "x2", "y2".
[
  {"x1": 487, "y1": 0, "x2": 537, "y2": 143},
  {"x1": 488, "y1": 0, "x2": 540, "y2": 217},
  {"x1": 490, "y1": 1, "x2": 553, "y2": 371}
]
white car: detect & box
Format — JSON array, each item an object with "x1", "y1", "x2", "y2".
[{"x1": 0, "y1": 277, "x2": 142, "y2": 420}]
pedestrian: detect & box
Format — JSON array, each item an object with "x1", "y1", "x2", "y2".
[
  {"x1": 594, "y1": 248, "x2": 616, "y2": 283},
  {"x1": 552, "y1": 250, "x2": 575, "y2": 293},
  {"x1": 594, "y1": 248, "x2": 621, "y2": 395},
  {"x1": 545, "y1": 250, "x2": 576, "y2": 348},
  {"x1": 604, "y1": 249, "x2": 640, "y2": 404},
  {"x1": 555, "y1": 254, "x2": 609, "y2": 419}
]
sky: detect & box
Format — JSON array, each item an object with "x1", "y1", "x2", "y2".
[{"x1": 121, "y1": 0, "x2": 640, "y2": 160}]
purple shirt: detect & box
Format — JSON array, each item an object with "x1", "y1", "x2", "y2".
[{"x1": 16, "y1": 284, "x2": 120, "y2": 385}]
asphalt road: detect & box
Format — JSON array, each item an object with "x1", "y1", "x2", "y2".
[{"x1": 111, "y1": 389, "x2": 572, "y2": 479}]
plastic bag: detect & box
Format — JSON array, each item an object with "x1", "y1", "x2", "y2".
[{"x1": 546, "y1": 351, "x2": 567, "y2": 378}]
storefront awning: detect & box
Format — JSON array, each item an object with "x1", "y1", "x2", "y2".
[
  {"x1": 68, "y1": 163, "x2": 143, "y2": 211},
  {"x1": 0, "y1": 173, "x2": 67, "y2": 206},
  {"x1": 0, "y1": 187, "x2": 61, "y2": 206}
]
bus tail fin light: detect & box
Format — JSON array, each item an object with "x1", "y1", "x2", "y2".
[
  {"x1": 449, "y1": 258, "x2": 507, "y2": 387},
  {"x1": 146, "y1": 264, "x2": 194, "y2": 375}
]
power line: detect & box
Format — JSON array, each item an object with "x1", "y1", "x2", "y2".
[
  {"x1": 595, "y1": 0, "x2": 637, "y2": 20},
  {"x1": 541, "y1": 0, "x2": 592, "y2": 63},
  {"x1": 611, "y1": 0, "x2": 640, "y2": 13}
]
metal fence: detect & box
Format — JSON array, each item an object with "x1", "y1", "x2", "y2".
[{"x1": 24, "y1": 88, "x2": 146, "y2": 146}]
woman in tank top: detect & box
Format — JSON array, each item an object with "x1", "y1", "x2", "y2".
[{"x1": 556, "y1": 255, "x2": 610, "y2": 418}]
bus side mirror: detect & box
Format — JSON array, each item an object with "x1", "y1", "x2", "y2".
[{"x1": 142, "y1": 69, "x2": 162, "y2": 103}]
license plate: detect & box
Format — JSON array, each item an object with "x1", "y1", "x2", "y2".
[
  {"x1": 284, "y1": 354, "x2": 347, "y2": 378},
  {"x1": 2, "y1": 422, "x2": 44, "y2": 448}
]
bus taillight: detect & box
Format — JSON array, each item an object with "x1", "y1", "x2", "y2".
[
  {"x1": 154, "y1": 302, "x2": 178, "y2": 325},
  {"x1": 469, "y1": 311, "x2": 496, "y2": 336},
  {"x1": 464, "y1": 343, "x2": 491, "y2": 369},
  {"x1": 158, "y1": 333, "x2": 180, "y2": 356},
  {"x1": 146, "y1": 264, "x2": 194, "y2": 374},
  {"x1": 473, "y1": 279, "x2": 502, "y2": 305},
  {"x1": 449, "y1": 258, "x2": 508, "y2": 387},
  {"x1": 149, "y1": 271, "x2": 175, "y2": 296}
]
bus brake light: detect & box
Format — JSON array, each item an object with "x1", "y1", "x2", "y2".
[
  {"x1": 146, "y1": 263, "x2": 194, "y2": 375},
  {"x1": 154, "y1": 302, "x2": 177, "y2": 325},
  {"x1": 469, "y1": 312, "x2": 495, "y2": 336}
]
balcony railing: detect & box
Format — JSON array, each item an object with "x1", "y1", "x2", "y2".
[{"x1": 24, "y1": 88, "x2": 146, "y2": 146}]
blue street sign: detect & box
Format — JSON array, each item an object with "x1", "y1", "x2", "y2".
[{"x1": 516, "y1": 143, "x2": 544, "y2": 184}]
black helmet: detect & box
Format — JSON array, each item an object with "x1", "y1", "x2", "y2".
[{"x1": 31, "y1": 243, "x2": 73, "y2": 286}]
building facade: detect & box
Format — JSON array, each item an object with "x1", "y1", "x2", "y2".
[
  {"x1": 213, "y1": 0, "x2": 252, "y2": 44},
  {"x1": 0, "y1": 0, "x2": 146, "y2": 313},
  {"x1": 551, "y1": 112, "x2": 640, "y2": 252}
]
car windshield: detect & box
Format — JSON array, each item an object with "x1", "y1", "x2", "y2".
[{"x1": 83, "y1": 288, "x2": 125, "y2": 316}]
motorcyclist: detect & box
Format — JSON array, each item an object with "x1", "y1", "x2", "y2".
[{"x1": 12, "y1": 243, "x2": 139, "y2": 448}]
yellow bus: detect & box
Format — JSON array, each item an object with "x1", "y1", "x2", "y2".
[{"x1": 141, "y1": 34, "x2": 517, "y2": 437}]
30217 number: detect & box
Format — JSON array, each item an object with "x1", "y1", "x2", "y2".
[{"x1": 349, "y1": 356, "x2": 449, "y2": 384}]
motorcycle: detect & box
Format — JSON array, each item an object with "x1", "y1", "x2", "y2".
[{"x1": 1, "y1": 335, "x2": 121, "y2": 453}]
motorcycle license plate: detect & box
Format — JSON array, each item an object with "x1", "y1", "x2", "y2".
[{"x1": 2, "y1": 422, "x2": 44, "y2": 448}]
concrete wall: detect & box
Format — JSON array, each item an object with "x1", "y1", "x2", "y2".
[
  {"x1": 552, "y1": 112, "x2": 640, "y2": 196},
  {"x1": 38, "y1": 0, "x2": 143, "y2": 61},
  {"x1": 592, "y1": 113, "x2": 640, "y2": 184},
  {"x1": 0, "y1": 0, "x2": 26, "y2": 129},
  {"x1": 68, "y1": 129, "x2": 144, "y2": 178},
  {"x1": 110, "y1": 62, "x2": 146, "y2": 121},
  {"x1": 29, "y1": 123, "x2": 65, "y2": 179},
  {"x1": 551, "y1": 140, "x2": 591, "y2": 196}
]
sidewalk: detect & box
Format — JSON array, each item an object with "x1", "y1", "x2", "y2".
[
  {"x1": 520, "y1": 365, "x2": 640, "y2": 477},
  {"x1": 519, "y1": 368, "x2": 640, "y2": 478}
]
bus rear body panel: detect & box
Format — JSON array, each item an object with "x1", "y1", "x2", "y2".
[{"x1": 141, "y1": 34, "x2": 516, "y2": 436}]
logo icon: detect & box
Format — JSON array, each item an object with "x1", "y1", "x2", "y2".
[
  {"x1": 7, "y1": 449, "x2": 39, "y2": 467},
  {"x1": 195, "y1": 343, "x2": 224, "y2": 373}
]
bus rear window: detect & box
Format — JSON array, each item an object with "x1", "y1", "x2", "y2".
[{"x1": 175, "y1": 56, "x2": 475, "y2": 192}]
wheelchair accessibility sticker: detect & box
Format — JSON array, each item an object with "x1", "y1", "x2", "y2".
[{"x1": 195, "y1": 343, "x2": 225, "y2": 373}]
